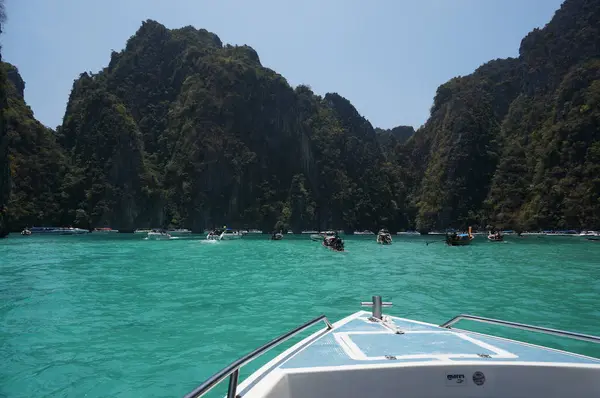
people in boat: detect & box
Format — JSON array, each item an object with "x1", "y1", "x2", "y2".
[
  {"x1": 333, "y1": 237, "x2": 344, "y2": 251},
  {"x1": 445, "y1": 231, "x2": 458, "y2": 244},
  {"x1": 332, "y1": 237, "x2": 343, "y2": 251},
  {"x1": 323, "y1": 235, "x2": 344, "y2": 251}
]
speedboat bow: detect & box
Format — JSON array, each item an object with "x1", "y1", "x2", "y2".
[{"x1": 185, "y1": 296, "x2": 600, "y2": 398}]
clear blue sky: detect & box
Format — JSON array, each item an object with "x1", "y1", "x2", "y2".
[{"x1": 3, "y1": 0, "x2": 563, "y2": 130}]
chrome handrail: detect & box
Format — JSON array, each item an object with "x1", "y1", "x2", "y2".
[
  {"x1": 440, "y1": 314, "x2": 600, "y2": 344},
  {"x1": 183, "y1": 315, "x2": 333, "y2": 398}
]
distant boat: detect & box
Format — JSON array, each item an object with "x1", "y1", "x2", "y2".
[
  {"x1": 206, "y1": 229, "x2": 223, "y2": 240},
  {"x1": 488, "y1": 231, "x2": 504, "y2": 242},
  {"x1": 376, "y1": 229, "x2": 392, "y2": 244},
  {"x1": 354, "y1": 230, "x2": 374, "y2": 235},
  {"x1": 21, "y1": 228, "x2": 31, "y2": 236},
  {"x1": 446, "y1": 227, "x2": 474, "y2": 246},
  {"x1": 221, "y1": 229, "x2": 244, "y2": 240},
  {"x1": 545, "y1": 230, "x2": 578, "y2": 236},
  {"x1": 322, "y1": 235, "x2": 344, "y2": 251},
  {"x1": 579, "y1": 231, "x2": 599, "y2": 237},
  {"x1": 167, "y1": 228, "x2": 192, "y2": 236},
  {"x1": 271, "y1": 232, "x2": 284, "y2": 240},
  {"x1": 310, "y1": 231, "x2": 336, "y2": 241},
  {"x1": 93, "y1": 227, "x2": 119, "y2": 233},
  {"x1": 206, "y1": 228, "x2": 244, "y2": 240},
  {"x1": 134, "y1": 229, "x2": 152, "y2": 235},
  {"x1": 28, "y1": 226, "x2": 88, "y2": 235},
  {"x1": 147, "y1": 229, "x2": 171, "y2": 240}
]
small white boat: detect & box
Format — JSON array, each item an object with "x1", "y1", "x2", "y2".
[
  {"x1": 134, "y1": 228, "x2": 152, "y2": 235},
  {"x1": 310, "y1": 231, "x2": 336, "y2": 242},
  {"x1": 65, "y1": 227, "x2": 89, "y2": 235},
  {"x1": 206, "y1": 229, "x2": 223, "y2": 240},
  {"x1": 146, "y1": 230, "x2": 171, "y2": 240},
  {"x1": 21, "y1": 228, "x2": 32, "y2": 236},
  {"x1": 167, "y1": 228, "x2": 192, "y2": 236},
  {"x1": 184, "y1": 296, "x2": 600, "y2": 398},
  {"x1": 488, "y1": 231, "x2": 504, "y2": 242},
  {"x1": 28, "y1": 227, "x2": 89, "y2": 235},
  {"x1": 93, "y1": 227, "x2": 119, "y2": 233},
  {"x1": 376, "y1": 229, "x2": 392, "y2": 244},
  {"x1": 579, "y1": 231, "x2": 599, "y2": 237},
  {"x1": 323, "y1": 235, "x2": 345, "y2": 251},
  {"x1": 354, "y1": 230, "x2": 374, "y2": 235},
  {"x1": 271, "y1": 232, "x2": 284, "y2": 241},
  {"x1": 206, "y1": 228, "x2": 243, "y2": 240},
  {"x1": 221, "y1": 229, "x2": 243, "y2": 240}
]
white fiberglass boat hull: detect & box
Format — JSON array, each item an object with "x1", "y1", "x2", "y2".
[
  {"x1": 227, "y1": 311, "x2": 600, "y2": 398},
  {"x1": 146, "y1": 232, "x2": 171, "y2": 240},
  {"x1": 167, "y1": 229, "x2": 192, "y2": 236},
  {"x1": 220, "y1": 231, "x2": 243, "y2": 240}
]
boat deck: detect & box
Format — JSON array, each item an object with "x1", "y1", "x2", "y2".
[{"x1": 280, "y1": 311, "x2": 600, "y2": 370}]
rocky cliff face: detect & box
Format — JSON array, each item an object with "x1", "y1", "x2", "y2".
[
  {"x1": 408, "y1": 0, "x2": 600, "y2": 231},
  {"x1": 0, "y1": 8, "x2": 9, "y2": 238},
  {"x1": 58, "y1": 76, "x2": 161, "y2": 230},
  {"x1": 2, "y1": 63, "x2": 66, "y2": 229},
  {"x1": 487, "y1": 0, "x2": 600, "y2": 230},
  {"x1": 411, "y1": 58, "x2": 522, "y2": 231},
  {"x1": 53, "y1": 20, "x2": 402, "y2": 232},
  {"x1": 375, "y1": 126, "x2": 415, "y2": 149},
  {"x1": 3, "y1": 0, "x2": 600, "y2": 233},
  {"x1": 0, "y1": 62, "x2": 8, "y2": 237}
]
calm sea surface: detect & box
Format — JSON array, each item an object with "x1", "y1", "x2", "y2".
[{"x1": 1, "y1": 233, "x2": 599, "y2": 397}]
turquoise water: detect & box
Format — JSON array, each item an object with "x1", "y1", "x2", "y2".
[{"x1": 1, "y1": 234, "x2": 599, "y2": 397}]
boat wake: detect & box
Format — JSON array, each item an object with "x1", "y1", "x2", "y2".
[{"x1": 200, "y1": 240, "x2": 219, "y2": 244}]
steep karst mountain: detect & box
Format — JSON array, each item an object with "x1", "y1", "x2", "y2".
[
  {"x1": 408, "y1": 0, "x2": 600, "y2": 232},
  {"x1": 1, "y1": 0, "x2": 598, "y2": 235}
]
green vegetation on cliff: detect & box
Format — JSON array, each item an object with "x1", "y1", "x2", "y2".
[
  {"x1": 0, "y1": 0, "x2": 10, "y2": 237},
  {"x1": 410, "y1": 0, "x2": 600, "y2": 232},
  {"x1": 4, "y1": 63, "x2": 66, "y2": 228},
  {"x1": 1, "y1": 0, "x2": 599, "y2": 234},
  {"x1": 4, "y1": 20, "x2": 408, "y2": 232}
]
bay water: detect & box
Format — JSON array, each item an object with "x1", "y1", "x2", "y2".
[{"x1": 1, "y1": 234, "x2": 599, "y2": 397}]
